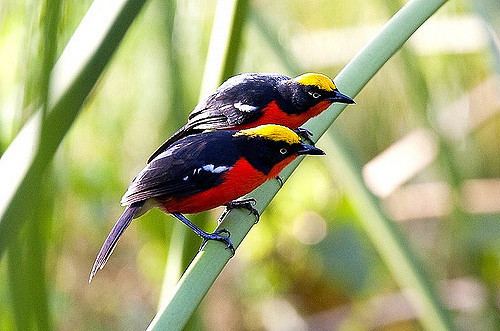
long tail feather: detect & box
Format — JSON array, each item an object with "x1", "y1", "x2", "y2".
[{"x1": 89, "y1": 202, "x2": 144, "y2": 283}]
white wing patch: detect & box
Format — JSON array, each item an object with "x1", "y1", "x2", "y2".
[
  {"x1": 234, "y1": 102, "x2": 258, "y2": 113},
  {"x1": 202, "y1": 164, "x2": 231, "y2": 174},
  {"x1": 188, "y1": 164, "x2": 231, "y2": 179}
]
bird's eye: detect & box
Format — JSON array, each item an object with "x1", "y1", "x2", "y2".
[
  {"x1": 279, "y1": 148, "x2": 288, "y2": 155},
  {"x1": 309, "y1": 91, "x2": 321, "y2": 99}
]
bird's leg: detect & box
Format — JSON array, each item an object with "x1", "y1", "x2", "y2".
[
  {"x1": 223, "y1": 198, "x2": 260, "y2": 224},
  {"x1": 172, "y1": 213, "x2": 235, "y2": 255},
  {"x1": 294, "y1": 127, "x2": 314, "y2": 142}
]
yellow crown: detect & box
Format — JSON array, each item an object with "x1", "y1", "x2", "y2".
[
  {"x1": 294, "y1": 73, "x2": 336, "y2": 91},
  {"x1": 236, "y1": 124, "x2": 301, "y2": 145}
]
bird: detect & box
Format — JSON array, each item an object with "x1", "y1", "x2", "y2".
[
  {"x1": 147, "y1": 72, "x2": 354, "y2": 163},
  {"x1": 89, "y1": 124, "x2": 325, "y2": 282}
]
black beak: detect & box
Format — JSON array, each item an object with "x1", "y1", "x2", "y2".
[
  {"x1": 329, "y1": 89, "x2": 355, "y2": 104},
  {"x1": 297, "y1": 143, "x2": 325, "y2": 156}
]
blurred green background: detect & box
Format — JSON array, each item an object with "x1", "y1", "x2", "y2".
[{"x1": 1, "y1": 0, "x2": 499, "y2": 330}]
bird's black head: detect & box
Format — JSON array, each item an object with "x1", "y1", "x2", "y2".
[
  {"x1": 233, "y1": 124, "x2": 324, "y2": 176},
  {"x1": 277, "y1": 73, "x2": 354, "y2": 115}
]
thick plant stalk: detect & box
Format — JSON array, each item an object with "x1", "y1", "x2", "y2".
[
  {"x1": 22, "y1": 0, "x2": 62, "y2": 329},
  {"x1": 157, "y1": 0, "x2": 248, "y2": 310},
  {"x1": 0, "y1": 0, "x2": 147, "y2": 256},
  {"x1": 198, "y1": 0, "x2": 248, "y2": 98},
  {"x1": 147, "y1": 0, "x2": 453, "y2": 330},
  {"x1": 6, "y1": 0, "x2": 61, "y2": 329}
]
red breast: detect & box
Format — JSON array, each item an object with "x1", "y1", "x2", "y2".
[
  {"x1": 160, "y1": 158, "x2": 267, "y2": 214},
  {"x1": 235, "y1": 100, "x2": 332, "y2": 130},
  {"x1": 160, "y1": 155, "x2": 297, "y2": 214}
]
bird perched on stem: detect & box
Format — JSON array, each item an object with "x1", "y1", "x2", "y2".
[
  {"x1": 148, "y1": 72, "x2": 354, "y2": 162},
  {"x1": 89, "y1": 124, "x2": 324, "y2": 282}
]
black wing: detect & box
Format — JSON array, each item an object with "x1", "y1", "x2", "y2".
[
  {"x1": 188, "y1": 73, "x2": 289, "y2": 126},
  {"x1": 147, "y1": 73, "x2": 289, "y2": 163},
  {"x1": 121, "y1": 131, "x2": 239, "y2": 206}
]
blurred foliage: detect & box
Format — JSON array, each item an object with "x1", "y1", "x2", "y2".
[{"x1": 1, "y1": 0, "x2": 499, "y2": 330}]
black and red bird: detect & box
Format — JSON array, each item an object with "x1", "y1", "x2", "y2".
[
  {"x1": 147, "y1": 72, "x2": 353, "y2": 162},
  {"x1": 89, "y1": 124, "x2": 324, "y2": 282}
]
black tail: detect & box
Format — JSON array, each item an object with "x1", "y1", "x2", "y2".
[{"x1": 89, "y1": 202, "x2": 144, "y2": 283}]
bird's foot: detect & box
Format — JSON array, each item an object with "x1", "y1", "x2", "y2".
[
  {"x1": 199, "y1": 229, "x2": 235, "y2": 256},
  {"x1": 172, "y1": 213, "x2": 235, "y2": 255},
  {"x1": 226, "y1": 198, "x2": 260, "y2": 224},
  {"x1": 295, "y1": 127, "x2": 314, "y2": 142}
]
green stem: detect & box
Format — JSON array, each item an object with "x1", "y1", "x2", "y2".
[
  {"x1": 198, "y1": 0, "x2": 248, "y2": 98},
  {"x1": 149, "y1": 0, "x2": 248, "y2": 329},
  {"x1": 7, "y1": 236, "x2": 32, "y2": 331},
  {"x1": 25, "y1": 1, "x2": 61, "y2": 329},
  {"x1": 157, "y1": 0, "x2": 248, "y2": 320},
  {"x1": 147, "y1": 0, "x2": 453, "y2": 330},
  {"x1": 26, "y1": 176, "x2": 53, "y2": 331}
]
